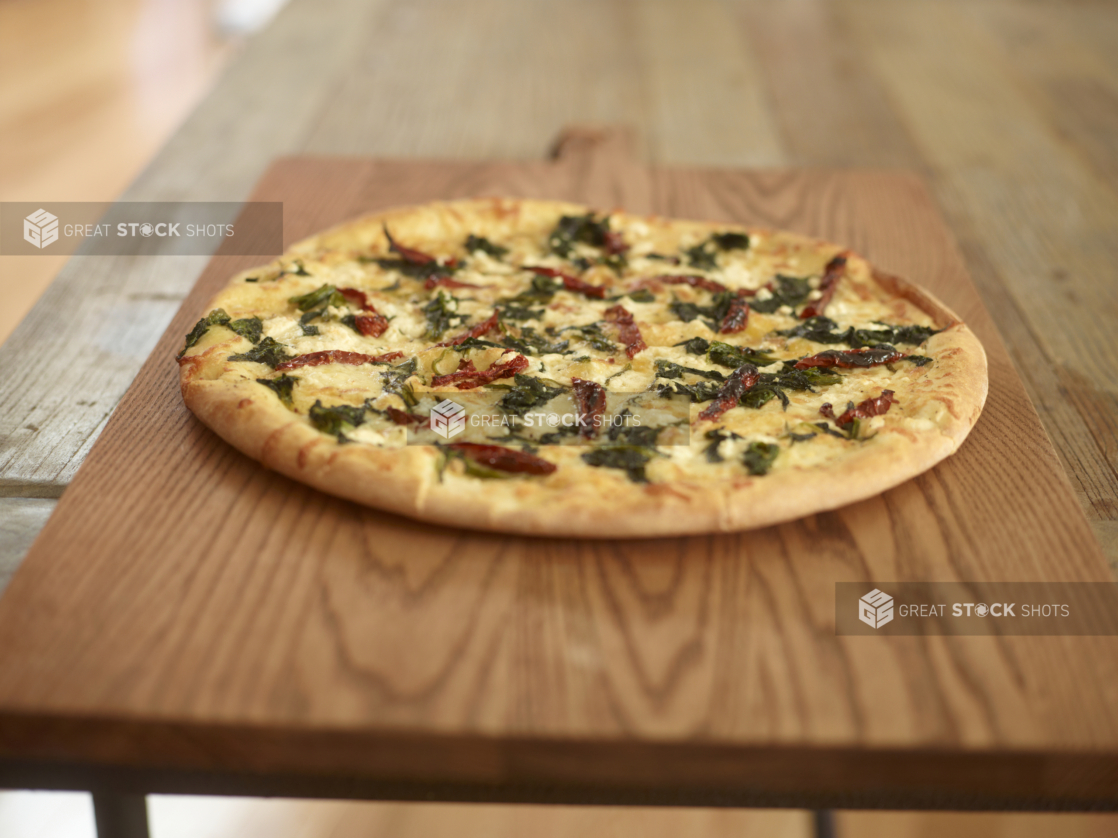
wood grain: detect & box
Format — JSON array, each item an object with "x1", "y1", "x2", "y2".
[{"x1": 0, "y1": 150, "x2": 1113, "y2": 810}]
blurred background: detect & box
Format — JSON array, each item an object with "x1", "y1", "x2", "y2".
[{"x1": 2, "y1": 0, "x2": 1117, "y2": 835}]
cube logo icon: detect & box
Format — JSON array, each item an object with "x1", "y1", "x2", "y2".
[
  {"x1": 24, "y1": 209, "x2": 59, "y2": 249},
  {"x1": 859, "y1": 588, "x2": 894, "y2": 629},
  {"x1": 430, "y1": 399, "x2": 466, "y2": 440}
]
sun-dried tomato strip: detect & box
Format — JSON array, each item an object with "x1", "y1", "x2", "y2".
[
  {"x1": 603, "y1": 229, "x2": 629, "y2": 255},
  {"x1": 275, "y1": 350, "x2": 404, "y2": 371},
  {"x1": 718, "y1": 291, "x2": 750, "y2": 334},
  {"x1": 352, "y1": 313, "x2": 389, "y2": 337},
  {"x1": 448, "y1": 442, "x2": 557, "y2": 476},
  {"x1": 603, "y1": 305, "x2": 647, "y2": 358},
  {"x1": 383, "y1": 224, "x2": 436, "y2": 264},
  {"x1": 431, "y1": 353, "x2": 529, "y2": 389},
  {"x1": 435, "y1": 310, "x2": 500, "y2": 347},
  {"x1": 386, "y1": 407, "x2": 424, "y2": 425},
  {"x1": 696, "y1": 364, "x2": 760, "y2": 422},
  {"x1": 819, "y1": 403, "x2": 837, "y2": 421},
  {"x1": 337, "y1": 288, "x2": 370, "y2": 309},
  {"x1": 571, "y1": 377, "x2": 607, "y2": 438},
  {"x1": 800, "y1": 253, "x2": 847, "y2": 319},
  {"x1": 794, "y1": 346, "x2": 906, "y2": 370},
  {"x1": 644, "y1": 274, "x2": 729, "y2": 294},
  {"x1": 528, "y1": 266, "x2": 608, "y2": 299},
  {"x1": 836, "y1": 390, "x2": 897, "y2": 428},
  {"x1": 424, "y1": 276, "x2": 479, "y2": 290}
]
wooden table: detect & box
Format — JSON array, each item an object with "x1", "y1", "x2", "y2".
[{"x1": 2, "y1": 0, "x2": 1117, "y2": 835}]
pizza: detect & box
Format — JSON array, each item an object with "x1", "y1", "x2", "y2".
[{"x1": 176, "y1": 198, "x2": 987, "y2": 537}]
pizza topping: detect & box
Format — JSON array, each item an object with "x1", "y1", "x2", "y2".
[
  {"x1": 383, "y1": 225, "x2": 436, "y2": 265},
  {"x1": 528, "y1": 266, "x2": 608, "y2": 299},
  {"x1": 464, "y1": 234, "x2": 508, "y2": 259},
  {"x1": 655, "y1": 359, "x2": 725, "y2": 381},
  {"x1": 836, "y1": 390, "x2": 897, "y2": 426},
  {"x1": 794, "y1": 345, "x2": 907, "y2": 370},
  {"x1": 275, "y1": 349, "x2": 404, "y2": 371},
  {"x1": 500, "y1": 325, "x2": 570, "y2": 356},
  {"x1": 603, "y1": 305, "x2": 647, "y2": 358},
  {"x1": 424, "y1": 276, "x2": 480, "y2": 290},
  {"x1": 742, "y1": 441, "x2": 780, "y2": 476},
  {"x1": 290, "y1": 284, "x2": 345, "y2": 312},
  {"x1": 448, "y1": 442, "x2": 557, "y2": 476},
  {"x1": 707, "y1": 341, "x2": 775, "y2": 369},
  {"x1": 227, "y1": 316, "x2": 263, "y2": 344},
  {"x1": 343, "y1": 312, "x2": 391, "y2": 338},
  {"x1": 683, "y1": 231, "x2": 751, "y2": 270},
  {"x1": 800, "y1": 254, "x2": 847, "y2": 319},
  {"x1": 435, "y1": 310, "x2": 500, "y2": 347},
  {"x1": 641, "y1": 274, "x2": 729, "y2": 294},
  {"x1": 431, "y1": 352, "x2": 530, "y2": 389},
  {"x1": 381, "y1": 358, "x2": 419, "y2": 408},
  {"x1": 697, "y1": 364, "x2": 761, "y2": 422},
  {"x1": 497, "y1": 373, "x2": 565, "y2": 415},
  {"x1": 581, "y1": 444, "x2": 657, "y2": 483},
  {"x1": 571, "y1": 377, "x2": 607, "y2": 438},
  {"x1": 749, "y1": 275, "x2": 812, "y2": 314},
  {"x1": 718, "y1": 292, "x2": 750, "y2": 334},
  {"x1": 308, "y1": 400, "x2": 367, "y2": 440},
  {"x1": 548, "y1": 213, "x2": 624, "y2": 257},
  {"x1": 179, "y1": 309, "x2": 232, "y2": 356},
  {"x1": 676, "y1": 336, "x2": 711, "y2": 355},
  {"x1": 385, "y1": 406, "x2": 425, "y2": 425},
  {"x1": 229, "y1": 337, "x2": 292, "y2": 367},
  {"x1": 256, "y1": 374, "x2": 299, "y2": 409},
  {"x1": 423, "y1": 291, "x2": 467, "y2": 338}
]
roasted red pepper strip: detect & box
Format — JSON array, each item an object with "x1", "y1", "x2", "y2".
[
  {"x1": 800, "y1": 253, "x2": 847, "y2": 319},
  {"x1": 352, "y1": 313, "x2": 389, "y2": 337},
  {"x1": 794, "y1": 346, "x2": 906, "y2": 370},
  {"x1": 383, "y1": 224, "x2": 435, "y2": 264},
  {"x1": 447, "y1": 442, "x2": 557, "y2": 476},
  {"x1": 836, "y1": 390, "x2": 897, "y2": 428},
  {"x1": 643, "y1": 274, "x2": 729, "y2": 294},
  {"x1": 431, "y1": 352, "x2": 529, "y2": 389},
  {"x1": 696, "y1": 364, "x2": 760, "y2": 422},
  {"x1": 603, "y1": 305, "x2": 647, "y2": 358},
  {"x1": 528, "y1": 266, "x2": 608, "y2": 299},
  {"x1": 275, "y1": 349, "x2": 404, "y2": 371},
  {"x1": 718, "y1": 291, "x2": 750, "y2": 334},
  {"x1": 424, "y1": 276, "x2": 479, "y2": 290},
  {"x1": 337, "y1": 287, "x2": 371, "y2": 309},
  {"x1": 435, "y1": 310, "x2": 500, "y2": 347},
  {"x1": 386, "y1": 407, "x2": 424, "y2": 425},
  {"x1": 571, "y1": 377, "x2": 607, "y2": 438}
]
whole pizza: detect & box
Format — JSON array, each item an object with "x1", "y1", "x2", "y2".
[{"x1": 177, "y1": 198, "x2": 987, "y2": 537}]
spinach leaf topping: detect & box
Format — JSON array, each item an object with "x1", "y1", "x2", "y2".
[
  {"x1": 675, "y1": 336, "x2": 711, "y2": 355},
  {"x1": 749, "y1": 275, "x2": 812, "y2": 314},
  {"x1": 423, "y1": 291, "x2": 466, "y2": 338},
  {"x1": 227, "y1": 316, "x2": 263, "y2": 344},
  {"x1": 256, "y1": 374, "x2": 299, "y2": 408},
  {"x1": 229, "y1": 336, "x2": 291, "y2": 367},
  {"x1": 657, "y1": 379, "x2": 724, "y2": 403},
  {"x1": 501, "y1": 326, "x2": 570, "y2": 356},
  {"x1": 548, "y1": 213, "x2": 611, "y2": 257},
  {"x1": 581, "y1": 444, "x2": 657, "y2": 483},
  {"x1": 669, "y1": 291, "x2": 743, "y2": 331},
  {"x1": 179, "y1": 309, "x2": 231, "y2": 357},
  {"x1": 703, "y1": 428, "x2": 741, "y2": 463},
  {"x1": 778, "y1": 316, "x2": 941, "y2": 348},
  {"x1": 289, "y1": 284, "x2": 345, "y2": 312},
  {"x1": 506, "y1": 274, "x2": 559, "y2": 306},
  {"x1": 707, "y1": 341, "x2": 776, "y2": 368},
  {"x1": 712, "y1": 232, "x2": 750, "y2": 251},
  {"x1": 498, "y1": 303, "x2": 545, "y2": 322},
  {"x1": 308, "y1": 400, "x2": 367, "y2": 441},
  {"x1": 742, "y1": 441, "x2": 780, "y2": 476},
  {"x1": 624, "y1": 288, "x2": 656, "y2": 303},
  {"x1": 498, "y1": 373, "x2": 565, "y2": 416},
  {"x1": 607, "y1": 413, "x2": 663, "y2": 448},
  {"x1": 465, "y1": 234, "x2": 508, "y2": 259},
  {"x1": 381, "y1": 357, "x2": 419, "y2": 408},
  {"x1": 560, "y1": 322, "x2": 616, "y2": 353},
  {"x1": 683, "y1": 231, "x2": 751, "y2": 270},
  {"x1": 654, "y1": 359, "x2": 725, "y2": 381}
]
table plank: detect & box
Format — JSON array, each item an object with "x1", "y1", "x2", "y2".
[{"x1": 0, "y1": 152, "x2": 1113, "y2": 810}]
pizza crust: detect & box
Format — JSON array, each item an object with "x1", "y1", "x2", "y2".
[{"x1": 179, "y1": 198, "x2": 988, "y2": 538}]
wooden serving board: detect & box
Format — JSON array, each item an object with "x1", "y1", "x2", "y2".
[{"x1": 0, "y1": 132, "x2": 1114, "y2": 809}]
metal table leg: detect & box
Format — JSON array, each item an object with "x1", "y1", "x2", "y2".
[
  {"x1": 813, "y1": 809, "x2": 836, "y2": 838},
  {"x1": 92, "y1": 792, "x2": 150, "y2": 838}
]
